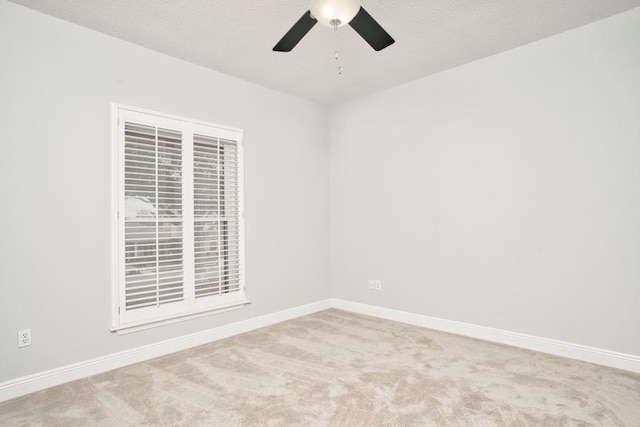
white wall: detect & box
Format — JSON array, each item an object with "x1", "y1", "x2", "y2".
[
  {"x1": 329, "y1": 8, "x2": 640, "y2": 356},
  {"x1": 0, "y1": 1, "x2": 330, "y2": 382}
]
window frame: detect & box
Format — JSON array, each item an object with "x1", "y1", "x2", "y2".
[{"x1": 110, "y1": 104, "x2": 249, "y2": 334}]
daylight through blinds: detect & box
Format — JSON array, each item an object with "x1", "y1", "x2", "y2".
[
  {"x1": 193, "y1": 135, "x2": 242, "y2": 298},
  {"x1": 115, "y1": 107, "x2": 245, "y2": 328},
  {"x1": 123, "y1": 123, "x2": 184, "y2": 311}
]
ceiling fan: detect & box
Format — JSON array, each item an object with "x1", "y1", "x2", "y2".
[{"x1": 273, "y1": 0, "x2": 395, "y2": 52}]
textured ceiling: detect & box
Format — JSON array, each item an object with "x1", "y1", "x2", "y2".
[{"x1": 9, "y1": 0, "x2": 640, "y2": 105}]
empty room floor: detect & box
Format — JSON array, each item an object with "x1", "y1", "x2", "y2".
[{"x1": 1, "y1": 309, "x2": 639, "y2": 426}]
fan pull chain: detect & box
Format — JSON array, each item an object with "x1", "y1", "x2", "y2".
[{"x1": 334, "y1": 23, "x2": 343, "y2": 76}]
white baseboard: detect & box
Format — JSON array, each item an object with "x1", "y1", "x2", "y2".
[
  {"x1": 0, "y1": 299, "x2": 332, "y2": 402},
  {"x1": 331, "y1": 299, "x2": 640, "y2": 374},
  {"x1": 3, "y1": 297, "x2": 638, "y2": 403}
]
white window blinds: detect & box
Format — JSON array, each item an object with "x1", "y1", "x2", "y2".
[
  {"x1": 193, "y1": 135, "x2": 242, "y2": 299},
  {"x1": 124, "y1": 123, "x2": 184, "y2": 312},
  {"x1": 113, "y1": 106, "x2": 246, "y2": 331}
]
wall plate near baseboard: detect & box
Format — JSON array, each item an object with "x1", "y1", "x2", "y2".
[{"x1": 330, "y1": 299, "x2": 640, "y2": 374}]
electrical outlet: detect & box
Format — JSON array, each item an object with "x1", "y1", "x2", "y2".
[
  {"x1": 369, "y1": 279, "x2": 382, "y2": 290},
  {"x1": 18, "y1": 329, "x2": 31, "y2": 348}
]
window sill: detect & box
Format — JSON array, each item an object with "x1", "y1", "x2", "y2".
[{"x1": 110, "y1": 299, "x2": 251, "y2": 335}]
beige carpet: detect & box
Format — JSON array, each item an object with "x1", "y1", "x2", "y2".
[{"x1": 1, "y1": 309, "x2": 639, "y2": 426}]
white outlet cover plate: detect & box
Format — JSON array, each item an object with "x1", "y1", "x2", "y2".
[{"x1": 18, "y1": 329, "x2": 31, "y2": 348}]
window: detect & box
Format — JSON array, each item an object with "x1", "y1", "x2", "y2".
[{"x1": 111, "y1": 105, "x2": 247, "y2": 332}]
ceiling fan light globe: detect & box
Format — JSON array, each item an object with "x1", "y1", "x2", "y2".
[{"x1": 310, "y1": 0, "x2": 361, "y2": 28}]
